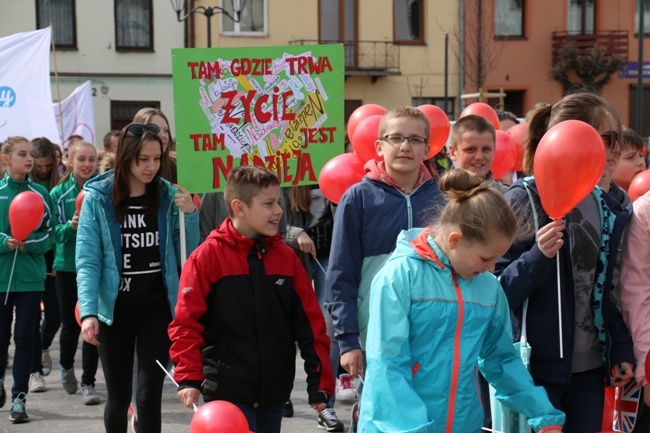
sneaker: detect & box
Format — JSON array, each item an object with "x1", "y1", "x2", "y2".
[
  {"x1": 61, "y1": 367, "x2": 78, "y2": 394},
  {"x1": 348, "y1": 402, "x2": 359, "y2": 433},
  {"x1": 282, "y1": 399, "x2": 294, "y2": 418},
  {"x1": 81, "y1": 384, "x2": 100, "y2": 405},
  {"x1": 317, "y1": 407, "x2": 344, "y2": 432},
  {"x1": 29, "y1": 372, "x2": 46, "y2": 393},
  {"x1": 336, "y1": 374, "x2": 357, "y2": 403},
  {"x1": 41, "y1": 349, "x2": 52, "y2": 376},
  {"x1": 129, "y1": 403, "x2": 138, "y2": 433},
  {"x1": 0, "y1": 377, "x2": 5, "y2": 409},
  {"x1": 9, "y1": 392, "x2": 28, "y2": 423}
]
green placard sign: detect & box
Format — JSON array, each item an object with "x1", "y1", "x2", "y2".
[{"x1": 172, "y1": 44, "x2": 345, "y2": 193}]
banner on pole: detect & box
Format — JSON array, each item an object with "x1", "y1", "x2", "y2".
[
  {"x1": 53, "y1": 81, "x2": 96, "y2": 148},
  {"x1": 172, "y1": 44, "x2": 345, "y2": 193}
]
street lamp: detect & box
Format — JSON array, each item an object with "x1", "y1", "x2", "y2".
[{"x1": 170, "y1": 0, "x2": 244, "y2": 48}]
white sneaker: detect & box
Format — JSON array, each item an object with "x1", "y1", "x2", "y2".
[
  {"x1": 335, "y1": 374, "x2": 357, "y2": 403},
  {"x1": 29, "y1": 372, "x2": 46, "y2": 393},
  {"x1": 41, "y1": 349, "x2": 52, "y2": 376}
]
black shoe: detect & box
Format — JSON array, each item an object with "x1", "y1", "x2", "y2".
[
  {"x1": 317, "y1": 407, "x2": 344, "y2": 432},
  {"x1": 283, "y1": 399, "x2": 294, "y2": 418},
  {"x1": 0, "y1": 385, "x2": 5, "y2": 409}
]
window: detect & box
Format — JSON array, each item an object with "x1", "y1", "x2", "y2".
[
  {"x1": 110, "y1": 101, "x2": 160, "y2": 131},
  {"x1": 115, "y1": 0, "x2": 153, "y2": 51},
  {"x1": 412, "y1": 97, "x2": 455, "y2": 119},
  {"x1": 36, "y1": 0, "x2": 77, "y2": 49},
  {"x1": 635, "y1": 0, "x2": 650, "y2": 36},
  {"x1": 221, "y1": 0, "x2": 267, "y2": 35},
  {"x1": 495, "y1": 0, "x2": 524, "y2": 38},
  {"x1": 567, "y1": 0, "x2": 595, "y2": 35},
  {"x1": 394, "y1": 0, "x2": 424, "y2": 44}
]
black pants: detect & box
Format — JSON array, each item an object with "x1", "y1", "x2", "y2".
[
  {"x1": 31, "y1": 250, "x2": 60, "y2": 374},
  {"x1": 634, "y1": 388, "x2": 650, "y2": 432},
  {"x1": 98, "y1": 296, "x2": 172, "y2": 433},
  {"x1": 55, "y1": 271, "x2": 99, "y2": 385}
]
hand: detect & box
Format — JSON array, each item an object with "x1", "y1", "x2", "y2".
[
  {"x1": 81, "y1": 317, "x2": 100, "y2": 346},
  {"x1": 611, "y1": 362, "x2": 634, "y2": 387},
  {"x1": 178, "y1": 387, "x2": 201, "y2": 409},
  {"x1": 340, "y1": 349, "x2": 364, "y2": 378},
  {"x1": 71, "y1": 211, "x2": 79, "y2": 230},
  {"x1": 312, "y1": 402, "x2": 327, "y2": 413},
  {"x1": 173, "y1": 184, "x2": 196, "y2": 215},
  {"x1": 537, "y1": 219, "x2": 565, "y2": 258},
  {"x1": 297, "y1": 231, "x2": 316, "y2": 259},
  {"x1": 6, "y1": 238, "x2": 19, "y2": 250}
]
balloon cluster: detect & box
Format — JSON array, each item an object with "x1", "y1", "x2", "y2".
[{"x1": 319, "y1": 103, "x2": 451, "y2": 204}]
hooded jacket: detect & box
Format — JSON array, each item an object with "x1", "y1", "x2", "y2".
[
  {"x1": 358, "y1": 228, "x2": 565, "y2": 433},
  {"x1": 0, "y1": 174, "x2": 54, "y2": 292},
  {"x1": 75, "y1": 171, "x2": 199, "y2": 324},
  {"x1": 324, "y1": 160, "x2": 443, "y2": 354},
  {"x1": 169, "y1": 218, "x2": 334, "y2": 407}
]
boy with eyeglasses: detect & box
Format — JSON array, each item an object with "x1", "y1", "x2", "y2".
[{"x1": 325, "y1": 106, "x2": 444, "y2": 432}]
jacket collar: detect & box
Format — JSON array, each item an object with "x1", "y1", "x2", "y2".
[{"x1": 363, "y1": 159, "x2": 432, "y2": 193}]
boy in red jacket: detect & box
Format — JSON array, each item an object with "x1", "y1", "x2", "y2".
[{"x1": 168, "y1": 165, "x2": 334, "y2": 433}]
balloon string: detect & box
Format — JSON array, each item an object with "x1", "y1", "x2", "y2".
[
  {"x1": 4, "y1": 249, "x2": 18, "y2": 306},
  {"x1": 556, "y1": 252, "x2": 563, "y2": 359},
  {"x1": 314, "y1": 258, "x2": 327, "y2": 276},
  {"x1": 156, "y1": 359, "x2": 198, "y2": 413}
]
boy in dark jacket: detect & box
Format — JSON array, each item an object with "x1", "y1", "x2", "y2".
[{"x1": 169, "y1": 165, "x2": 334, "y2": 433}]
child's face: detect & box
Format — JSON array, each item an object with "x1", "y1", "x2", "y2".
[
  {"x1": 375, "y1": 116, "x2": 429, "y2": 178},
  {"x1": 612, "y1": 147, "x2": 646, "y2": 191},
  {"x1": 128, "y1": 139, "x2": 161, "y2": 191},
  {"x1": 72, "y1": 146, "x2": 98, "y2": 184},
  {"x1": 446, "y1": 231, "x2": 513, "y2": 280},
  {"x1": 233, "y1": 185, "x2": 283, "y2": 238},
  {"x1": 33, "y1": 156, "x2": 54, "y2": 181},
  {"x1": 449, "y1": 131, "x2": 495, "y2": 180},
  {"x1": 2, "y1": 141, "x2": 33, "y2": 177},
  {"x1": 149, "y1": 114, "x2": 171, "y2": 152}
]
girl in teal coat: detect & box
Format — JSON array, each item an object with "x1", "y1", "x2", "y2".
[{"x1": 358, "y1": 169, "x2": 564, "y2": 433}]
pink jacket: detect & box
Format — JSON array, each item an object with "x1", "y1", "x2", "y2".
[{"x1": 620, "y1": 192, "x2": 650, "y2": 386}]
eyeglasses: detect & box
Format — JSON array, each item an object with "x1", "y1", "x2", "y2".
[
  {"x1": 496, "y1": 111, "x2": 519, "y2": 123},
  {"x1": 600, "y1": 131, "x2": 619, "y2": 148},
  {"x1": 381, "y1": 134, "x2": 428, "y2": 146},
  {"x1": 125, "y1": 123, "x2": 160, "y2": 137}
]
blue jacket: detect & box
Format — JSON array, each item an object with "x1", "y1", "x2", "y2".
[
  {"x1": 358, "y1": 228, "x2": 565, "y2": 433},
  {"x1": 495, "y1": 178, "x2": 635, "y2": 386},
  {"x1": 324, "y1": 162, "x2": 443, "y2": 354},
  {"x1": 76, "y1": 171, "x2": 200, "y2": 325}
]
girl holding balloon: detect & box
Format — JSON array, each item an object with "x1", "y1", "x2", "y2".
[
  {"x1": 0, "y1": 136, "x2": 55, "y2": 423},
  {"x1": 49, "y1": 140, "x2": 101, "y2": 405},
  {"x1": 495, "y1": 92, "x2": 635, "y2": 433}
]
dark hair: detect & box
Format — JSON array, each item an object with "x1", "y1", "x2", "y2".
[
  {"x1": 497, "y1": 111, "x2": 520, "y2": 124},
  {"x1": 436, "y1": 169, "x2": 517, "y2": 244},
  {"x1": 112, "y1": 123, "x2": 165, "y2": 222},
  {"x1": 620, "y1": 126, "x2": 644, "y2": 153},
  {"x1": 31, "y1": 137, "x2": 60, "y2": 189},
  {"x1": 224, "y1": 166, "x2": 280, "y2": 218},
  {"x1": 524, "y1": 92, "x2": 622, "y2": 175},
  {"x1": 451, "y1": 115, "x2": 496, "y2": 147},
  {"x1": 103, "y1": 130, "x2": 119, "y2": 148}
]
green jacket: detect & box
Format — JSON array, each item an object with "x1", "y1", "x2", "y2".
[
  {"x1": 0, "y1": 174, "x2": 54, "y2": 292},
  {"x1": 50, "y1": 174, "x2": 84, "y2": 272}
]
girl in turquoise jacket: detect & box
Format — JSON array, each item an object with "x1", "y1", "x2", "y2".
[
  {"x1": 75, "y1": 123, "x2": 199, "y2": 433},
  {"x1": 358, "y1": 169, "x2": 565, "y2": 433},
  {"x1": 50, "y1": 140, "x2": 101, "y2": 404},
  {"x1": 0, "y1": 136, "x2": 54, "y2": 423}
]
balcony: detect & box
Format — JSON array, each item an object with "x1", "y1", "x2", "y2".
[
  {"x1": 551, "y1": 30, "x2": 628, "y2": 63},
  {"x1": 289, "y1": 40, "x2": 400, "y2": 83}
]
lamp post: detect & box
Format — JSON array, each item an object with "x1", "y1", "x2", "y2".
[{"x1": 170, "y1": 0, "x2": 244, "y2": 48}]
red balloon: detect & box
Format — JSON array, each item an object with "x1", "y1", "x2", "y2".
[
  {"x1": 417, "y1": 104, "x2": 451, "y2": 158},
  {"x1": 534, "y1": 120, "x2": 605, "y2": 219},
  {"x1": 75, "y1": 301, "x2": 82, "y2": 327},
  {"x1": 491, "y1": 131, "x2": 517, "y2": 180},
  {"x1": 506, "y1": 122, "x2": 528, "y2": 171},
  {"x1": 628, "y1": 169, "x2": 650, "y2": 201},
  {"x1": 75, "y1": 190, "x2": 86, "y2": 214},
  {"x1": 9, "y1": 191, "x2": 45, "y2": 242},
  {"x1": 351, "y1": 115, "x2": 383, "y2": 163},
  {"x1": 460, "y1": 102, "x2": 500, "y2": 131},
  {"x1": 319, "y1": 153, "x2": 366, "y2": 204},
  {"x1": 190, "y1": 400, "x2": 249, "y2": 433},
  {"x1": 347, "y1": 104, "x2": 387, "y2": 141}
]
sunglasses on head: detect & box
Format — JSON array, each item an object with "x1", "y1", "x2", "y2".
[
  {"x1": 600, "y1": 131, "x2": 619, "y2": 148},
  {"x1": 496, "y1": 111, "x2": 519, "y2": 123},
  {"x1": 125, "y1": 123, "x2": 160, "y2": 137}
]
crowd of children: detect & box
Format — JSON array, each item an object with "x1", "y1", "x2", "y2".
[{"x1": 0, "y1": 92, "x2": 650, "y2": 433}]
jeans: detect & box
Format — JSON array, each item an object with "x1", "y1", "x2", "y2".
[{"x1": 230, "y1": 400, "x2": 285, "y2": 433}]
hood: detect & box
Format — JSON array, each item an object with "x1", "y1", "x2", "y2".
[
  {"x1": 207, "y1": 218, "x2": 284, "y2": 255},
  {"x1": 363, "y1": 159, "x2": 432, "y2": 193},
  {"x1": 394, "y1": 227, "x2": 449, "y2": 270}
]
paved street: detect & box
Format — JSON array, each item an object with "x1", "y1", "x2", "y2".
[{"x1": 0, "y1": 335, "x2": 353, "y2": 433}]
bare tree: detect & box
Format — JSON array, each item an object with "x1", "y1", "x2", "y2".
[{"x1": 549, "y1": 43, "x2": 624, "y2": 94}]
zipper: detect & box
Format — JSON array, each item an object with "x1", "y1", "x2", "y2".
[{"x1": 445, "y1": 269, "x2": 464, "y2": 433}]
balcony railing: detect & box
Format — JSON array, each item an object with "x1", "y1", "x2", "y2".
[
  {"x1": 289, "y1": 40, "x2": 400, "y2": 80},
  {"x1": 551, "y1": 30, "x2": 628, "y2": 63}
]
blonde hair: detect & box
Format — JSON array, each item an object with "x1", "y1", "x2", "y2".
[{"x1": 58, "y1": 141, "x2": 96, "y2": 184}]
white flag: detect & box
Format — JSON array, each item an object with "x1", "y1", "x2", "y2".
[
  {"x1": 54, "y1": 81, "x2": 96, "y2": 148},
  {"x1": 0, "y1": 28, "x2": 60, "y2": 144}
]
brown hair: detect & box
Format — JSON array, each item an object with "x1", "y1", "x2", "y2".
[
  {"x1": 133, "y1": 108, "x2": 176, "y2": 182},
  {"x1": 58, "y1": 141, "x2": 97, "y2": 185},
  {"x1": 620, "y1": 126, "x2": 644, "y2": 153},
  {"x1": 224, "y1": 166, "x2": 280, "y2": 218},
  {"x1": 450, "y1": 115, "x2": 496, "y2": 148},
  {"x1": 524, "y1": 92, "x2": 622, "y2": 175},
  {"x1": 0, "y1": 136, "x2": 31, "y2": 178},
  {"x1": 378, "y1": 106, "x2": 430, "y2": 140},
  {"x1": 112, "y1": 123, "x2": 165, "y2": 222},
  {"x1": 290, "y1": 185, "x2": 312, "y2": 213},
  {"x1": 437, "y1": 169, "x2": 517, "y2": 244},
  {"x1": 31, "y1": 137, "x2": 60, "y2": 189}
]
